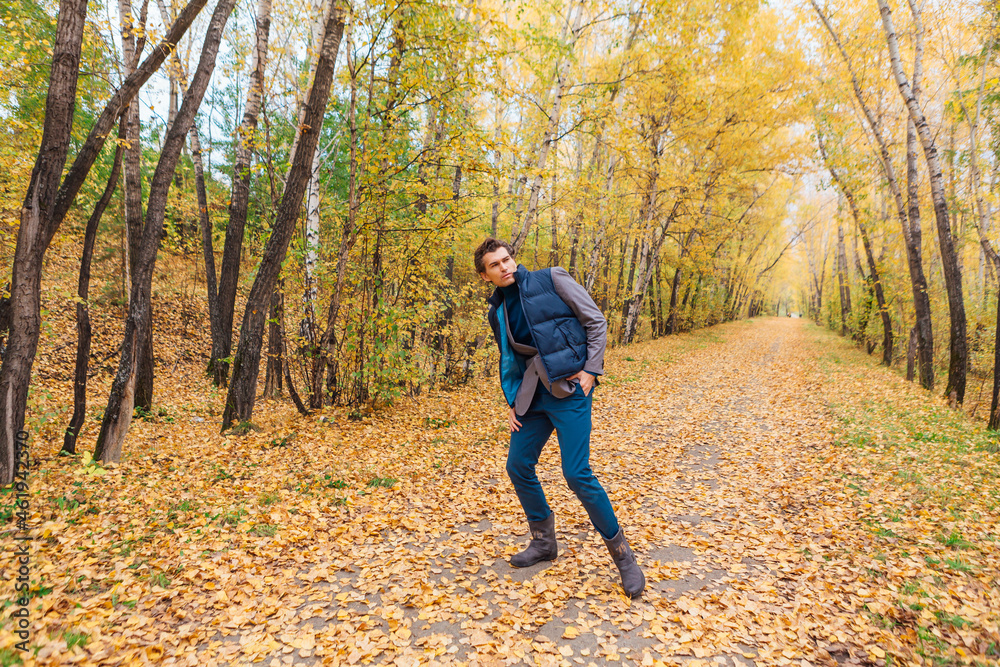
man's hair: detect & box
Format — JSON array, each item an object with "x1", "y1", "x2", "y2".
[{"x1": 474, "y1": 238, "x2": 515, "y2": 274}]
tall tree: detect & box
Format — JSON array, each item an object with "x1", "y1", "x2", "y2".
[
  {"x1": 63, "y1": 129, "x2": 125, "y2": 454},
  {"x1": 211, "y1": 0, "x2": 274, "y2": 386},
  {"x1": 810, "y1": 0, "x2": 934, "y2": 389},
  {"x1": 222, "y1": 0, "x2": 347, "y2": 430},
  {"x1": 118, "y1": 0, "x2": 155, "y2": 411},
  {"x1": 877, "y1": 0, "x2": 968, "y2": 403},
  {"x1": 95, "y1": 0, "x2": 239, "y2": 462}
]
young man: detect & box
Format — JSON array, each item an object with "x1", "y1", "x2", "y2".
[{"x1": 475, "y1": 237, "x2": 645, "y2": 599}]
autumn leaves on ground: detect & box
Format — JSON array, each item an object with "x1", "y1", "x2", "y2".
[{"x1": 1, "y1": 317, "x2": 996, "y2": 666}]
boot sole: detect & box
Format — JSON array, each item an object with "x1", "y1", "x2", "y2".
[{"x1": 509, "y1": 555, "x2": 557, "y2": 568}]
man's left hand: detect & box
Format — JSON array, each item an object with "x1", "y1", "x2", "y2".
[{"x1": 569, "y1": 370, "x2": 596, "y2": 396}]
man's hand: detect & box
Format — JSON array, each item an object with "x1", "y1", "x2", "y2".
[
  {"x1": 568, "y1": 370, "x2": 596, "y2": 396},
  {"x1": 508, "y1": 407, "x2": 522, "y2": 432}
]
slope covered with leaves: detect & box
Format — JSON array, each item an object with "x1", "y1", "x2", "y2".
[{"x1": 2, "y1": 317, "x2": 998, "y2": 666}]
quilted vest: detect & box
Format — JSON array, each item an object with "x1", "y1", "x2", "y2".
[{"x1": 487, "y1": 265, "x2": 588, "y2": 382}]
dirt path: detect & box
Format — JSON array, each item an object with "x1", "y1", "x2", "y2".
[{"x1": 219, "y1": 318, "x2": 861, "y2": 667}]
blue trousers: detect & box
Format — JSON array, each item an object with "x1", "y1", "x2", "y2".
[{"x1": 506, "y1": 383, "x2": 620, "y2": 540}]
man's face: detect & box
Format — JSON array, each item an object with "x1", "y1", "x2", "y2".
[{"x1": 479, "y1": 248, "x2": 517, "y2": 287}]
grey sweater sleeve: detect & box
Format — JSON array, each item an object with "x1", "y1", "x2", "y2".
[{"x1": 551, "y1": 266, "x2": 607, "y2": 376}]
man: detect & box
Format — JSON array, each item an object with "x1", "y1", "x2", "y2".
[{"x1": 475, "y1": 237, "x2": 645, "y2": 599}]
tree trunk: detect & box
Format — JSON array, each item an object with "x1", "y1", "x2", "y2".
[
  {"x1": 878, "y1": 0, "x2": 967, "y2": 403},
  {"x1": 905, "y1": 122, "x2": 934, "y2": 388},
  {"x1": 95, "y1": 0, "x2": 238, "y2": 462},
  {"x1": 299, "y1": 0, "x2": 328, "y2": 400},
  {"x1": 667, "y1": 267, "x2": 681, "y2": 335},
  {"x1": 320, "y1": 28, "x2": 360, "y2": 405},
  {"x1": 0, "y1": 0, "x2": 89, "y2": 483},
  {"x1": 653, "y1": 257, "x2": 664, "y2": 336},
  {"x1": 222, "y1": 1, "x2": 346, "y2": 430},
  {"x1": 646, "y1": 272, "x2": 657, "y2": 339},
  {"x1": 263, "y1": 281, "x2": 284, "y2": 398},
  {"x1": 64, "y1": 129, "x2": 125, "y2": 454},
  {"x1": 906, "y1": 327, "x2": 918, "y2": 382},
  {"x1": 622, "y1": 199, "x2": 683, "y2": 345},
  {"x1": 193, "y1": 124, "x2": 225, "y2": 379},
  {"x1": 578, "y1": 12, "x2": 641, "y2": 292},
  {"x1": 0, "y1": 0, "x2": 208, "y2": 483},
  {"x1": 989, "y1": 287, "x2": 1000, "y2": 430},
  {"x1": 583, "y1": 152, "x2": 619, "y2": 293},
  {"x1": 302, "y1": 147, "x2": 322, "y2": 351},
  {"x1": 122, "y1": 0, "x2": 155, "y2": 412},
  {"x1": 212, "y1": 0, "x2": 273, "y2": 385},
  {"x1": 618, "y1": 237, "x2": 639, "y2": 339},
  {"x1": 435, "y1": 166, "x2": 464, "y2": 368},
  {"x1": 600, "y1": 248, "x2": 609, "y2": 313}
]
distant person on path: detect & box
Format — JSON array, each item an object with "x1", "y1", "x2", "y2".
[{"x1": 474, "y1": 237, "x2": 645, "y2": 599}]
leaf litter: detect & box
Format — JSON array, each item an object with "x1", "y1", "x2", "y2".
[{"x1": 3, "y1": 318, "x2": 999, "y2": 666}]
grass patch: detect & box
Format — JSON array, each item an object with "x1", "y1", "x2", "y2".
[
  {"x1": 217, "y1": 507, "x2": 248, "y2": 527},
  {"x1": 942, "y1": 557, "x2": 973, "y2": 573},
  {"x1": 63, "y1": 630, "x2": 90, "y2": 650},
  {"x1": 249, "y1": 524, "x2": 277, "y2": 537},
  {"x1": 937, "y1": 530, "x2": 975, "y2": 550},
  {"x1": 147, "y1": 572, "x2": 170, "y2": 588},
  {"x1": 0, "y1": 647, "x2": 24, "y2": 666}
]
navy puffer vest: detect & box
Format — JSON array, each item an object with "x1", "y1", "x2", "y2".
[{"x1": 487, "y1": 265, "x2": 588, "y2": 382}]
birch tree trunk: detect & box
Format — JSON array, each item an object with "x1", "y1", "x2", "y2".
[
  {"x1": 667, "y1": 230, "x2": 696, "y2": 335},
  {"x1": 622, "y1": 199, "x2": 683, "y2": 345},
  {"x1": 318, "y1": 22, "x2": 359, "y2": 405},
  {"x1": 222, "y1": 1, "x2": 347, "y2": 430},
  {"x1": 95, "y1": 0, "x2": 239, "y2": 462},
  {"x1": 302, "y1": 148, "x2": 322, "y2": 350},
  {"x1": 877, "y1": 0, "x2": 967, "y2": 403},
  {"x1": 300, "y1": 0, "x2": 328, "y2": 375},
  {"x1": 580, "y1": 11, "x2": 642, "y2": 291}
]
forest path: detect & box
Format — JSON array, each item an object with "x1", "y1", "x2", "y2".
[
  {"x1": 242, "y1": 318, "x2": 877, "y2": 667},
  {"x1": 27, "y1": 318, "x2": 999, "y2": 667}
]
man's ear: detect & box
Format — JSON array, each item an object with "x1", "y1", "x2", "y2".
[{"x1": 479, "y1": 272, "x2": 491, "y2": 283}]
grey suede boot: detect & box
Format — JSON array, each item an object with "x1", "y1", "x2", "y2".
[
  {"x1": 510, "y1": 512, "x2": 558, "y2": 567},
  {"x1": 603, "y1": 528, "x2": 645, "y2": 599}
]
